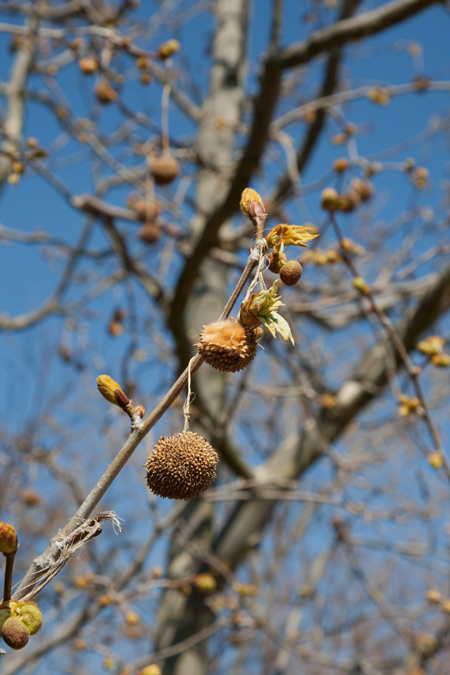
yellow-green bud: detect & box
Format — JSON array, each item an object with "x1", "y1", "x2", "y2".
[
  {"x1": 16, "y1": 603, "x2": 42, "y2": 635},
  {"x1": 96, "y1": 375, "x2": 130, "y2": 409},
  {"x1": 240, "y1": 188, "x2": 265, "y2": 220},
  {"x1": 0, "y1": 522, "x2": 17, "y2": 554}
]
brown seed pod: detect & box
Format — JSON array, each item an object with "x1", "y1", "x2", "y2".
[
  {"x1": 146, "y1": 431, "x2": 218, "y2": 500},
  {"x1": 95, "y1": 79, "x2": 117, "y2": 104},
  {"x1": 266, "y1": 251, "x2": 287, "y2": 274},
  {"x1": 137, "y1": 222, "x2": 161, "y2": 244},
  {"x1": 321, "y1": 187, "x2": 339, "y2": 212},
  {"x1": 195, "y1": 320, "x2": 259, "y2": 372},
  {"x1": 148, "y1": 154, "x2": 180, "y2": 185},
  {"x1": 279, "y1": 260, "x2": 303, "y2": 286},
  {"x1": 126, "y1": 193, "x2": 161, "y2": 221},
  {"x1": 1, "y1": 617, "x2": 30, "y2": 650}
]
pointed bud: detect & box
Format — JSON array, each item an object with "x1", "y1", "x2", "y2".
[
  {"x1": 240, "y1": 188, "x2": 265, "y2": 220},
  {"x1": 96, "y1": 375, "x2": 130, "y2": 409},
  {"x1": 157, "y1": 39, "x2": 180, "y2": 60},
  {"x1": 0, "y1": 523, "x2": 17, "y2": 555}
]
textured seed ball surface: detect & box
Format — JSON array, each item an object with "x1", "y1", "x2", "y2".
[
  {"x1": 149, "y1": 155, "x2": 180, "y2": 185},
  {"x1": 196, "y1": 320, "x2": 259, "y2": 372},
  {"x1": 280, "y1": 260, "x2": 303, "y2": 286},
  {"x1": 1, "y1": 617, "x2": 30, "y2": 650},
  {"x1": 146, "y1": 432, "x2": 218, "y2": 500}
]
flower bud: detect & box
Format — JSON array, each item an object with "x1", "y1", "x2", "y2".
[
  {"x1": 0, "y1": 523, "x2": 17, "y2": 554},
  {"x1": 96, "y1": 375, "x2": 130, "y2": 408},
  {"x1": 240, "y1": 188, "x2": 265, "y2": 220},
  {"x1": 16, "y1": 603, "x2": 42, "y2": 635},
  {"x1": 428, "y1": 452, "x2": 444, "y2": 469},
  {"x1": 333, "y1": 157, "x2": 349, "y2": 173},
  {"x1": 79, "y1": 56, "x2": 98, "y2": 75},
  {"x1": 431, "y1": 353, "x2": 449, "y2": 368},
  {"x1": 157, "y1": 39, "x2": 180, "y2": 60},
  {"x1": 194, "y1": 573, "x2": 217, "y2": 593},
  {"x1": 140, "y1": 666, "x2": 162, "y2": 675},
  {"x1": 353, "y1": 277, "x2": 371, "y2": 296}
]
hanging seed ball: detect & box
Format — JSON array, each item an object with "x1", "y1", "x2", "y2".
[
  {"x1": 148, "y1": 154, "x2": 180, "y2": 185},
  {"x1": 280, "y1": 260, "x2": 303, "y2": 286},
  {"x1": 95, "y1": 79, "x2": 117, "y2": 104},
  {"x1": 1, "y1": 617, "x2": 30, "y2": 650},
  {"x1": 195, "y1": 320, "x2": 260, "y2": 372},
  {"x1": 146, "y1": 432, "x2": 218, "y2": 500},
  {"x1": 126, "y1": 193, "x2": 161, "y2": 221},
  {"x1": 138, "y1": 222, "x2": 161, "y2": 244}
]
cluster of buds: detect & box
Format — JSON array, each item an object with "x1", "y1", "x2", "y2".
[
  {"x1": 321, "y1": 179, "x2": 373, "y2": 214},
  {"x1": 136, "y1": 55, "x2": 152, "y2": 85},
  {"x1": 7, "y1": 140, "x2": 47, "y2": 185},
  {"x1": 240, "y1": 282, "x2": 294, "y2": 344},
  {"x1": 412, "y1": 166, "x2": 429, "y2": 190},
  {"x1": 96, "y1": 375, "x2": 145, "y2": 428},
  {"x1": 0, "y1": 523, "x2": 43, "y2": 650},
  {"x1": 265, "y1": 221, "x2": 318, "y2": 287},
  {"x1": 397, "y1": 394, "x2": 423, "y2": 417},
  {"x1": 416, "y1": 335, "x2": 449, "y2": 368},
  {"x1": 0, "y1": 601, "x2": 43, "y2": 650},
  {"x1": 367, "y1": 86, "x2": 391, "y2": 106},
  {"x1": 302, "y1": 248, "x2": 342, "y2": 266},
  {"x1": 425, "y1": 588, "x2": 450, "y2": 611}
]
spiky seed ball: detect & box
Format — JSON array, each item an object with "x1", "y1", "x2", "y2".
[
  {"x1": 195, "y1": 320, "x2": 259, "y2": 372},
  {"x1": 280, "y1": 260, "x2": 303, "y2": 286},
  {"x1": 148, "y1": 155, "x2": 180, "y2": 185},
  {"x1": 146, "y1": 432, "x2": 218, "y2": 500},
  {"x1": 1, "y1": 617, "x2": 30, "y2": 650},
  {"x1": 138, "y1": 223, "x2": 161, "y2": 244}
]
